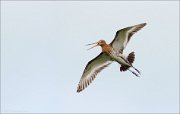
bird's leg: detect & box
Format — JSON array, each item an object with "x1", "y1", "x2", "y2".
[
  {"x1": 132, "y1": 66, "x2": 141, "y2": 75},
  {"x1": 128, "y1": 69, "x2": 139, "y2": 77}
]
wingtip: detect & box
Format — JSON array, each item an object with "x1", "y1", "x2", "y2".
[
  {"x1": 132, "y1": 23, "x2": 147, "y2": 29},
  {"x1": 77, "y1": 85, "x2": 81, "y2": 93},
  {"x1": 134, "y1": 23, "x2": 147, "y2": 29},
  {"x1": 141, "y1": 23, "x2": 147, "y2": 26},
  {"x1": 77, "y1": 89, "x2": 81, "y2": 93}
]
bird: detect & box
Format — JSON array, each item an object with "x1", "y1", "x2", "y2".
[{"x1": 77, "y1": 23, "x2": 146, "y2": 93}]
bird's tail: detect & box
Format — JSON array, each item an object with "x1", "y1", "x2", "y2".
[
  {"x1": 127, "y1": 51, "x2": 135, "y2": 64},
  {"x1": 120, "y1": 52, "x2": 141, "y2": 77}
]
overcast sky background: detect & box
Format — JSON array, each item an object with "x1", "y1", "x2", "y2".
[{"x1": 1, "y1": 1, "x2": 179, "y2": 113}]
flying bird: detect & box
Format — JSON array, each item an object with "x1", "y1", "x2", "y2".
[{"x1": 77, "y1": 23, "x2": 146, "y2": 92}]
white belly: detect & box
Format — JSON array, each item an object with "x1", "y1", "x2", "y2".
[{"x1": 109, "y1": 50, "x2": 131, "y2": 66}]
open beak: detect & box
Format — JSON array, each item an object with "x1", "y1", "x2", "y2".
[{"x1": 86, "y1": 42, "x2": 99, "y2": 50}]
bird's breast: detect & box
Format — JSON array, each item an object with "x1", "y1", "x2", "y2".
[{"x1": 102, "y1": 45, "x2": 113, "y2": 54}]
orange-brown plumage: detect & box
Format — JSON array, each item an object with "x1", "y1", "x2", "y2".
[{"x1": 98, "y1": 40, "x2": 112, "y2": 54}]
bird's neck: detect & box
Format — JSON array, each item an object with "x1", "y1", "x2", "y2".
[{"x1": 100, "y1": 44, "x2": 113, "y2": 54}]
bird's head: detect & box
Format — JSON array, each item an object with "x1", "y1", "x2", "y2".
[{"x1": 86, "y1": 40, "x2": 107, "y2": 50}]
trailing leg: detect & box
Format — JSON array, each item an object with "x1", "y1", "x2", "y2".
[{"x1": 128, "y1": 69, "x2": 140, "y2": 77}]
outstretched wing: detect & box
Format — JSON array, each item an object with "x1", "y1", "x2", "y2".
[
  {"x1": 77, "y1": 53, "x2": 112, "y2": 92},
  {"x1": 110, "y1": 23, "x2": 146, "y2": 53}
]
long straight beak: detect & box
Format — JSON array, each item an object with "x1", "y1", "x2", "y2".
[
  {"x1": 86, "y1": 42, "x2": 98, "y2": 46},
  {"x1": 86, "y1": 42, "x2": 99, "y2": 50}
]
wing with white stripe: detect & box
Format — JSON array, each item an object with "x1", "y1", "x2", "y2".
[
  {"x1": 77, "y1": 53, "x2": 112, "y2": 92},
  {"x1": 110, "y1": 23, "x2": 146, "y2": 53}
]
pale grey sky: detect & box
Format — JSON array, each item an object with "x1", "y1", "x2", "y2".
[{"x1": 1, "y1": 1, "x2": 179, "y2": 113}]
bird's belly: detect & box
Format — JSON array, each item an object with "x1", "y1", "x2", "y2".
[{"x1": 109, "y1": 51, "x2": 130, "y2": 66}]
